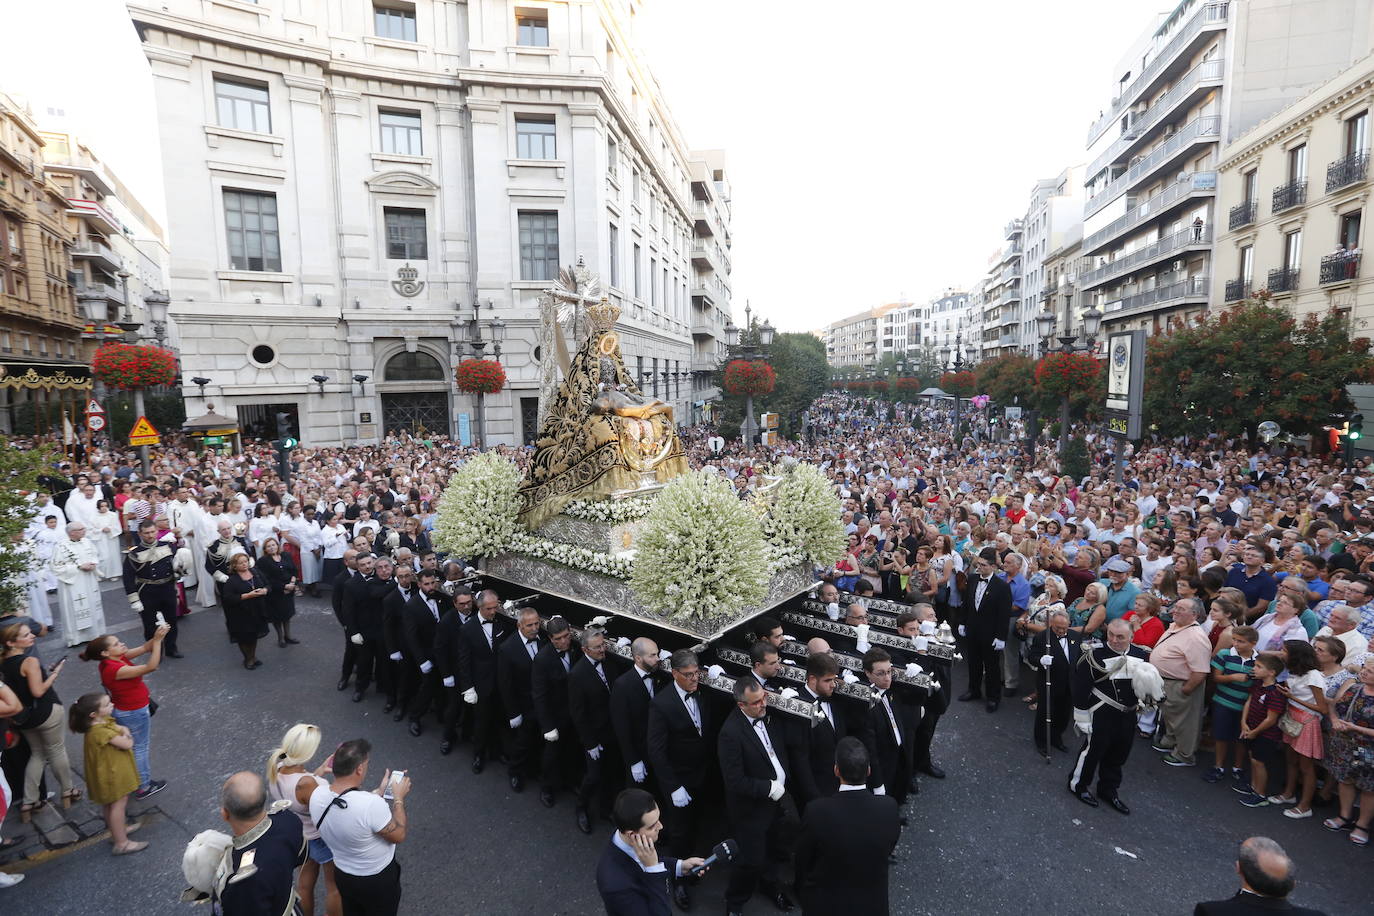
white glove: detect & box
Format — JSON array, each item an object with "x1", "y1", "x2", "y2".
[
  {"x1": 543, "y1": 729, "x2": 559, "y2": 742},
  {"x1": 509, "y1": 715, "x2": 524, "y2": 729},
  {"x1": 588, "y1": 615, "x2": 610, "y2": 627},
  {"x1": 779, "y1": 687, "x2": 799, "y2": 700},
  {"x1": 463, "y1": 687, "x2": 478, "y2": 704},
  {"x1": 1039, "y1": 655, "x2": 1054, "y2": 668},
  {"x1": 389, "y1": 651, "x2": 403, "y2": 662},
  {"x1": 503, "y1": 599, "x2": 516, "y2": 611},
  {"x1": 631, "y1": 761, "x2": 647, "y2": 783},
  {"x1": 912, "y1": 636, "x2": 929, "y2": 652},
  {"x1": 587, "y1": 745, "x2": 602, "y2": 761},
  {"x1": 873, "y1": 784, "x2": 886, "y2": 796},
  {"x1": 420, "y1": 660, "x2": 433, "y2": 674},
  {"x1": 767, "y1": 779, "x2": 785, "y2": 802},
  {"x1": 213, "y1": 571, "x2": 229, "y2": 584},
  {"x1": 442, "y1": 676, "x2": 456, "y2": 688},
  {"x1": 919, "y1": 620, "x2": 937, "y2": 636},
  {"x1": 706, "y1": 664, "x2": 724, "y2": 680},
  {"x1": 904, "y1": 663, "x2": 921, "y2": 678},
  {"x1": 841, "y1": 669, "x2": 859, "y2": 685},
  {"x1": 782, "y1": 659, "x2": 797, "y2": 666},
  {"x1": 671, "y1": 786, "x2": 692, "y2": 808},
  {"x1": 825, "y1": 602, "x2": 841, "y2": 621},
  {"x1": 782, "y1": 634, "x2": 796, "y2": 642},
  {"x1": 1074, "y1": 708, "x2": 1093, "y2": 737},
  {"x1": 992, "y1": 638, "x2": 1006, "y2": 651},
  {"x1": 855, "y1": 623, "x2": 870, "y2": 641},
  {"x1": 128, "y1": 597, "x2": 144, "y2": 613},
  {"x1": 957, "y1": 625, "x2": 966, "y2": 637},
  {"x1": 350, "y1": 633, "x2": 364, "y2": 646},
  {"x1": 616, "y1": 636, "x2": 631, "y2": 649}
]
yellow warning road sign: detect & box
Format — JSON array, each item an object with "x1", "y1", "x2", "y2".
[{"x1": 128, "y1": 415, "x2": 161, "y2": 446}]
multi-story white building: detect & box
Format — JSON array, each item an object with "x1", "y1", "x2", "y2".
[
  {"x1": 688, "y1": 149, "x2": 731, "y2": 422},
  {"x1": 1022, "y1": 167, "x2": 1083, "y2": 347},
  {"x1": 920, "y1": 290, "x2": 970, "y2": 358},
  {"x1": 1081, "y1": 0, "x2": 1374, "y2": 337},
  {"x1": 128, "y1": 0, "x2": 722, "y2": 445},
  {"x1": 978, "y1": 222, "x2": 1023, "y2": 357},
  {"x1": 824, "y1": 302, "x2": 899, "y2": 369}
]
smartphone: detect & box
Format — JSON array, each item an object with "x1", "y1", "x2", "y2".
[
  {"x1": 383, "y1": 769, "x2": 405, "y2": 800},
  {"x1": 155, "y1": 611, "x2": 168, "y2": 629}
]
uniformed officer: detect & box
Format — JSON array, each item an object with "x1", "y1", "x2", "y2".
[
  {"x1": 214, "y1": 772, "x2": 306, "y2": 916},
  {"x1": 123, "y1": 519, "x2": 184, "y2": 658},
  {"x1": 205, "y1": 519, "x2": 252, "y2": 605}
]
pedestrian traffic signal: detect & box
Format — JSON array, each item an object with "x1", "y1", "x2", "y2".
[
  {"x1": 1349, "y1": 413, "x2": 1364, "y2": 441},
  {"x1": 278, "y1": 436, "x2": 299, "y2": 450}
]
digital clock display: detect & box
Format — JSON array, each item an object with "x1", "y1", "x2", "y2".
[{"x1": 1107, "y1": 417, "x2": 1129, "y2": 434}]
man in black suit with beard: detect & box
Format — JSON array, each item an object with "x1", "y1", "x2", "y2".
[
  {"x1": 783, "y1": 652, "x2": 868, "y2": 811},
  {"x1": 532, "y1": 616, "x2": 584, "y2": 810},
  {"x1": 959, "y1": 546, "x2": 1015, "y2": 712},
  {"x1": 1027, "y1": 607, "x2": 1083, "y2": 754},
  {"x1": 893, "y1": 607, "x2": 950, "y2": 780},
  {"x1": 400, "y1": 568, "x2": 444, "y2": 736},
  {"x1": 568, "y1": 628, "x2": 629, "y2": 834},
  {"x1": 344, "y1": 554, "x2": 385, "y2": 703},
  {"x1": 497, "y1": 607, "x2": 546, "y2": 792},
  {"x1": 610, "y1": 637, "x2": 662, "y2": 794},
  {"x1": 860, "y1": 648, "x2": 909, "y2": 807},
  {"x1": 381, "y1": 562, "x2": 416, "y2": 718},
  {"x1": 456, "y1": 588, "x2": 514, "y2": 774},
  {"x1": 794, "y1": 737, "x2": 901, "y2": 916},
  {"x1": 331, "y1": 549, "x2": 359, "y2": 691},
  {"x1": 432, "y1": 585, "x2": 476, "y2": 754}
]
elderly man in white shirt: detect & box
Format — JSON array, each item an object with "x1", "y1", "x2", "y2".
[{"x1": 1315, "y1": 605, "x2": 1367, "y2": 661}]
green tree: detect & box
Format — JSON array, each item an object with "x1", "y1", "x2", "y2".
[
  {"x1": 720, "y1": 333, "x2": 830, "y2": 439},
  {"x1": 0, "y1": 437, "x2": 59, "y2": 616},
  {"x1": 1143, "y1": 298, "x2": 1374, "y2": 440},
  {"x1": 975, "y1": 353, "x2": 1036, "y2": 407}
]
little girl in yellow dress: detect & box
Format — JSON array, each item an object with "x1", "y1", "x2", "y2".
[{"x1": 69, "y1": 692, "x2": 146, "y2": 855}]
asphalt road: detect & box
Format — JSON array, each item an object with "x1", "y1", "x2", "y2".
[{"x1": 1, "y1": 583, "x2": 1365, "y2": 915}]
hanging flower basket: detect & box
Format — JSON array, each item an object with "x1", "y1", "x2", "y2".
[
  {"x1": 1035, "y1": 351, "x2": 1101, "y2": 398},
  {"x1": 91, "y1": 343, "x2": 178, "y2": 390},
  {"x1": 455, "y1": 358, "x2": 506, "y2": 394},
  {"x1": 723, "y1": 359, "x2": 776, "y2": 396}
]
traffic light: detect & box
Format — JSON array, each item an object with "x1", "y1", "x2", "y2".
[
  {"x1": 273, "y1": 411, "x2": 297, "y2": 484},
  {"x1": 1349, "y1": 413, "x2": 1364, "y2": 441}
]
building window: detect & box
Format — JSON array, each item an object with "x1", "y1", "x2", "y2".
[
  {"x1": 607, "y1": 136, "x2": 617, "y2": 178},
  {"x1": 1346, "y1": 111, "x2": 1369, "y2": 155},
  {"x1": 374, "y1": 4, "x2": 417, "y2": 42},
  {"x1": 37, "y1": 336, "x2": 47, "y2": 356},
  {"x1": 384, "y1": 208, "x2": 428, "y2": 260},
  {"x1": 1284, "y1": 229, "x2": 1302, "y2": 269},
  {"x1": 223, "y1": 189, "x2": 281, "y2": 272},
  {"x1": 608, "y1": 223, "x2": 620, "y2": 288},
  {"x1": 518, "y1": 211, "x2": 559, "y2": 281},
  {"x1": 649, "y1": 257, "x2": 657, "y2": 307},
  {"x1": 379, "y1": 110, "x2": 422, "y2": 156},
  {"x1": 1287, "y1": 144, "x2": 1308, "y2": 181},
  {"x1": 1242, "y1": 169, "x2": 1256, "y2": 203},
  {"x1": 1340, "y1": 211, "x2": 1362, "y2": 250},
  {"x1": 516, "y1": 9, "x2": 549, "y2": 47},
  {"x1": 632, "y1": 169, "x2": 641, "y2": 205},
  {"x1": 633, "y1": 242, "x2": 642, "y2": 297},
  {"x1": 214, "y1": 77, "x2": 271, "y2": 134},
  {"x1": 515, "y1": 116, "x2": 556, "y2": 160},
  {"x1": 1239, "y1": 245, "x2": 1253, "y2": 286}
]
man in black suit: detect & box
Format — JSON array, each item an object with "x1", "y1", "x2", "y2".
[
  {"x1": 344, "y1": 554, "x2": 385, "y2": 703},
  {"x1": 400, "y1": 569, "x2": 443, "y2": 736},
  {"x1": 1027, "y1": 608, "x2": 1082, "y2": 754},
  {"x1": 894, "y1": 607, "x2": 949, "y2": 780},
  {"x1": 568, "y1": 628, "x2": 629, "y2": 834},
  {"x1": 610, "y1": 637, "x2": 661, "y2": 792},
  {"x1": 783, "y1": 652, "x2": 865, "y2": 810},
  {"x1": 532, "y1": 616, "x2": 584, "y2": 810},
  {"x1": 497, "y1": 607, "x2": 546, "y2": 792},
  {"x1": 432, "y1": 585, "x2": 476, "y2": 754},
  {"x1": 646, "y1": 649, "x2": 714, "y2": 911},
  {"x1": 959, "y1": 547, "x2": 1014, "y2": 712},
  {"x1": 793, "y1": 737, "x2": 901, "y2": 916},
  {"x1": 718, "y1": 678, "x2": 799, "y2": 915},
  {"x1": 860, "y1": 648, "x2": 909, "y2": 806},
  {"x1": 595, "y1": 788, "x2": 707, "y2": 916},
  {"x1": 456, "y1": 588, "x2": 514, "y2": 774},
  {"x1": 1192, "y1": 837, "x2": 1330, "y2": 916},
  {"x1": 380, "y1": 561, "x2": 416, "y2": 718},
  {"x1": 331, "y1": 548, "x2": 359, "y2": 691},
  {"x1": 746, "y1": 641, "x2": 784, "y2": 692}
]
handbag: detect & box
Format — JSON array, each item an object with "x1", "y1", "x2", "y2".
[{"x1": 1277, "y1": 711, "x2": 1304, "y2": 738}]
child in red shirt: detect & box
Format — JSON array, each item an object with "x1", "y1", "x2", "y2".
[{"x1": 1237, "y1": 652, "x2": 1287, "y2": 807}]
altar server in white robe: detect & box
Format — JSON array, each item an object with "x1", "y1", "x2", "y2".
[{"x1": 50, "y1": 521, "x2": 106, "y2": 646}]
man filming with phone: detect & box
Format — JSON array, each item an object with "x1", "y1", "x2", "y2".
[
  {"x1": 597, "y1": 788, "x2": 708, "y2": 915},
  {"x1": 308, "y1": 739, "x2": 409, "y2": 916}
]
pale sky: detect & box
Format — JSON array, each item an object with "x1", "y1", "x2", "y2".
[{"x1": 1, "y1": 0, "x2": 1172, "y2": 332}]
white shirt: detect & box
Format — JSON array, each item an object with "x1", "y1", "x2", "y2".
[
  {"x1": 750, "y1": 715, "x2": 786, "y2": 784},
  {"x1": 308, "y1": 785, "x2": 395, "y2": 877},
  {"x1": 675, "y1": 683, "x2": 701, "y2": 733}
]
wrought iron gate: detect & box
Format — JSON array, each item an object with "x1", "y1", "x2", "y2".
[{"x1": 380, "y1": 391, "x2": 450, "y2": 438}]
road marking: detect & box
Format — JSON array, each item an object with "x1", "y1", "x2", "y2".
[{"x1": 0, "y1": 812, "x2": 163, "y2": 873}]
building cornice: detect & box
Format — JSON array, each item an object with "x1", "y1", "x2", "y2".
[{"x1": 1218, "y1": 71, "x2": 1374, "y2": 171}]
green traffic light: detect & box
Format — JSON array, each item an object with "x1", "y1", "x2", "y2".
[
  {"x1": 281, "y1": 437, "x2": 299, "y2": 450},
  {"x1": 1350, "y1": 431, "x2": 1363, "y2": 441}
]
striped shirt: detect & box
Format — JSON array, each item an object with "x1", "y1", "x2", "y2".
[{"x1": 1210, "y1": 648, "x2": 1256, "y2": 712}]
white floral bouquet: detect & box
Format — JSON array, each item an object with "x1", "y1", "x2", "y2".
[
  {"x1": 562, "y1": 498, "x2": 653, "y2": 523},
  {"x1": 631, "y1": 470, "x2": 770, "y2": 619},
  {"x1": 430, "y1": 452, "x2": 522, "y2": 560},
  {"x1": 758, "y1": 463, "x2": 845, "y2": 568},
  {"x1": 508, "y1": 531, "x2": 635, "y2": 579}
]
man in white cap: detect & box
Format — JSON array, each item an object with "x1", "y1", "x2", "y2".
[{"x1": 1099, "y1": 555, "x2": 1140, "y2": 626}]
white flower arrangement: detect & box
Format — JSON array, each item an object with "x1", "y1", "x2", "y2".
[
  {"x1": 430, "y1": 452, "x2": 523, "y2": 560},
  {"x1": 758, "y1": 463, "x2": 846, "y2": 568},
  {"x1": 508, "y1": 531, "x2": 635, "y2": 579},
  {"x1": 631, "y1": 470, "x2": 770, "y2": 620},
  {"x1": 561, "y1": 498, "x2": 653, "y2": 523}
]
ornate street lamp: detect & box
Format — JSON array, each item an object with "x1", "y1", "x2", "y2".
[
  {"x1": 725, "y1": 304, "x2": 774, "y2": 445},
  {"x1": 1037, "y1": 279, "x2": 1103, "y2": 456}
]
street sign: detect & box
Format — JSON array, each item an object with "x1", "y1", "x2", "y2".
[
  {"x1": 128, "y1": 415, "x2": 161, "y2": 446},
  {"x1": 87, "y1": 414, "x2": 106, "y2": 432},
  {"x1": 85, "y1": 398, "x2": 105, "y2": 415},
  {"x1": 202, "y1": 435, "x2": 223, "y2": 445}
]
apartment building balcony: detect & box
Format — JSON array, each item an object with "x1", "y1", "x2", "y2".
[
  {"x1": 1224, "y1": 278, "x2": 1248, "y2": 302},
  {"x1": 71, "y1": 238, "x2": 120, "y2": 271},
  {"x1": 1084, "y1": 2, "x2": 1231, "y2": 148},
  {"x1": 691, "y1": 243, "x2": 721, "y2": 273},
  {"x1": 1085, "y1": 116, "x2": 1222, "y2": 218},
  {"x1": 1106, "y1": 275, "x2": 1209, "y2": 317},
  {"x1": 66, "y1": 197, "x2": 120, "y2": 234},
  {"x1": 998, "y1": 331, "x2": 1018, "y2": 347},
  {"x1": 78, "y1": 281, "x2": 125, "y2": 306},
  {"x1": 691, "y1": 356, "x2": 719, "y2": 373},
  {"x1": 997, "y1": 284, "x2": 1021, "y2": 305},
  {"x1": 1001, "y1": 261, "x2": 1022, "y2": 283},
  {"x1": 1320, "y1": 252, "x2": 1360, "y2": 285},
  {"x1": 1228, "y1": 200, "x2": 1257, "y2": 230},
  {"x1": 1271, "y1": 179, "x2": 1307, "y2": 214},
  {"x1": 1079, "y1": 226, "x2": 1213, "y2": 290},
  {"x1": 1267, "y1": 267, "x2": 1299, "y2": 293},
  {"x1": 1004, "y1": 218, "x2": 1024, "y2": 239},
  {"x1": 1325, "y1": 151, "x2": 1369, "y2": 193},
  {"x1": 1081, "y1": 171, "x2": 1216, "y2": 254},
  {"x1": 1087, "y1": 58, "x2": 1226, "y2": 180}
]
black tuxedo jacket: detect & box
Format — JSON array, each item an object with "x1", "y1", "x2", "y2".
[
  {"x1": 647, "y1": 685, "x2": 713, "y2": 797},
  {"x1": 570, "y1": 654, "x2": 629, "y2": 752},
  {"x1": 794, "y1": 789, "x2": 901, "y2": 916},
  {"x1": 341, "y1": 573, "x2": 377, "y2": 639},
  {"x1": 358, "y1": 576, "x2": 394, "y2": 643},
  {"x1": 455, "y1": 613, "x2": 514, "y2": 697},
  {"x1": 531, "y1": 642, "x2": 582, "y2": 734},
  {"x1": 718, "y1": 709, "x2": 790, "y2": 821},
  {"x1": 783, "y1": 686, "x2": 867, "y2": 808},
  {"x1": 1027, "y1": 629, "x2": 1083, "y2": 694},
  {"x1": 610, "y1": 667, "x2": 658, "y2": 773},
  {"x1": 330, "y1": 568, "x2": 354, "y2": 625},
  {"x1": 401, "y1": 590, "x2": 443, "y2": 666},
  {"x1": 497, "y1": 633, "x2": 547, "y2": 720},
  {"x1": 430, "y1": 607, "x2": 471, "y2": 680},
  {"x1": 380, "y1": 581, "x2": 412, "y2": 656},
  {"x1": 595, "y1": 838, "x2": 678, "y2": 916},
  {"x1": 962, "y1": 572, "x2": 1014, "y2": 643},
  {"x1": 1192, "y1": 892, "x2": 1329, "y2": 916},
  {"x1": 861, "y1": 685, "x2": 907, "y2": 791}
]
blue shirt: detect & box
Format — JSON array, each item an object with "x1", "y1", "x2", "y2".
[
  {"x1": 1001, "y1": 572, "x2": 1031, "y2": 612},
  {"x1": 1098, "y1": 577, "x2": 1141, "y2": 623},
  {"x1": 1223, "y1": 563, "x2": 1277, "y2": 610}
]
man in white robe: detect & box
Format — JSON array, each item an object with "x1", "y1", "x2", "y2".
[
  {"x1": 166, "y1": 488, "x2": 203, "y2": 591},
  {"x1": 50, "y1": 522, "x2": 106, "y2": 647},
  {"x1": 63, "y1": 483, "x2": 101, "y2": 531},
  {"x1": 195, "y1": 497, "x2": 227, "y2": 608}
]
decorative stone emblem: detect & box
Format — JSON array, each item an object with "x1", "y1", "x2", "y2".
[{"x1": 391, "y1": 263, "x2": 425, "y2": 298}]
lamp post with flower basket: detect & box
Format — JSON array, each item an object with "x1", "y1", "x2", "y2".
[
  {"x1": 1035, "y1": 280, "x2": 1103, "y2": 458},
  {"x1": 454, "y1": 299, "x2": 506, "y2": 448},
  {"x1": 722, "y1": 302, "x2": 775, "y2": 446}
]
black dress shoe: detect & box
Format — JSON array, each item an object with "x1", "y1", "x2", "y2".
[
  {"x1": 540, "y1": 789, "x2": 556, "y2": 808},
  {"x1": 284, "y1": 637, "x2": 301, "y2": 645},
  {"x1": 985, "y1": 700, "x2": 1000, "y2": 713},
  {"x1": 383, "y1": 700, "x2": 396, "y2": 714},
  {"x1": 957, "y1": 691, "x2": 982, "y2": 702},
  {"x1": 408, "y1": 721, "x2": 422, "y2": 737},
  {"x1": 392, "y1": 709, "x2": 406, "y2": 723},
  {"x1": 165, "y1": 650, "x2": 184, "y2": 659},
  {"x1": 918, "y1": 763, "x2": 945, "y2": 779},
  {"x1": 439, "y1": 740, "x2": 453, "y2": 756},
  {"x1": 575, "y1": 807, "x2": 592, "y2": 834},
  {"x1": 336, "y1": 678, "x2": 350, "y2": 691},
  {"x1": 1051, "y1": 740, "x2": 1070, "y2": 752},
  {"x1": 471, "y1": 754, "x2": 485, "y2": 774},
  {"x1": 510, "y1": 774, "x2": 524, "y2": 792},
  {"x1": 671, "y1": 879, "x2": 690, "y2": 911},
  {"x1": 1105, "y1": 796, "x2": 1131, "y2": 815},
  {"x1": 352, "y1": 691, "x2": 365, "y2": 703},
  {"x1": 249, "y1": 660, "x2": 263, "y2": 669},
  {"x1": 1073, "y1": 788, "x2": 1099, "y2": 807}
]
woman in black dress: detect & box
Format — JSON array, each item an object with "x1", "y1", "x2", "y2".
[
  {"x1": 258, "y1": 537, "x2": 299, "y2": 648},
  {"x1": 222, "y1": 553, "x2": 270, "y2": 669}
]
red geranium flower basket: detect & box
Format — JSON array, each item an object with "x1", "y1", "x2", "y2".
[
  {"x1": 91, "y1": 343, "x2": 178, "y2": 389},
  {"x1": 723, "y1": 359, "x2": 776, "y2": 397},
  {"x1": 455, "y1": 358, "x2": 506, "y2": 395},
  {"x1": 1034, "y1": 351, "x2": 1101, "y2": 398}
]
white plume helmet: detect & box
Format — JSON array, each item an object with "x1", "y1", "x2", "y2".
[
  {"x1": 173, "y1": 547, "x2": 194, "y2": 577},
  {"x1": 181, "y1": 829, "x2": 233, "y2": 895},
  {"x1": 1122, "y1": 655, "x2": 1165, "y2": 704}
]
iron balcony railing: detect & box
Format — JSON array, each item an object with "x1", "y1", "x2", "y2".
[
  {"x1": 1109, "y1": 275, "x2": 1209, "y2": 314},
  {"x1": 1087, "y1": 58, "x2": 1226, "y2": 179},
  {"x1": 1325, "y1": 150, "x2": 1369, "y2": 193},
  {"x1": 1320, "y1": 252, "x2": 1360, "y2": 284},
  {"x1": 1267, "y1": 267, "x2": 1299, "y2": 293},
  {"x1": 1271, "y1": 178, "x2": 1307, "y2": 214},
  {"x1": 1085, "y1": 115, "x2": 1222, "y2": 217},
  {"x1": 1081, "y1": 171, "x2": 1215, "y2": 254},
  {"x1": 1224, "y1": 278, "x2": 1247, "y2": 301},
  {"x1": 1078, "y1": 225, "x2": 1213, "y2": 290},
  {"x1": 1228, "y1": 200, "x2": 1257, "y2": 230}
]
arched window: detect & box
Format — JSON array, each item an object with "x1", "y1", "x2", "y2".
[{"x1": 384, "y1": 350, "x2": 445, "y2": 382}]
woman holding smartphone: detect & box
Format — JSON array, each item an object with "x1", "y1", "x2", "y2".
[{"x1": 82, "y1": 626, "x2": 170, "y2": 801}]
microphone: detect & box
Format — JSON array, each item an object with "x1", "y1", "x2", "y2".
[{"x1": 688, "y1": 839, "x2": 738, "y2": 877}]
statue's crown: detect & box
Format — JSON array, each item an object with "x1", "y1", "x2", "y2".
[{"x1": 587, "y1": 297, "x2": 621, "y2": 333}]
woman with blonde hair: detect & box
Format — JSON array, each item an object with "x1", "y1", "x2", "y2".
[{"x1": 266, "y1": 724, "x2": 340, "y2": 916}]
